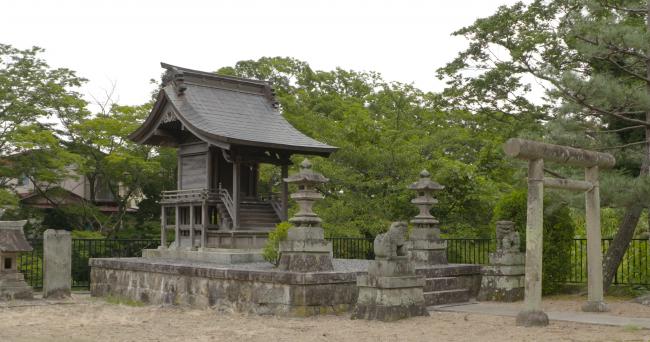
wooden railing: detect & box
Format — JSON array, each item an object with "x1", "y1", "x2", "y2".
[
  {"x1": 217, "y1": 188, "x2": 235, "y2": 220},
  {"x1": 160, "y1": 188, "x2": 219, "y2": 204}
]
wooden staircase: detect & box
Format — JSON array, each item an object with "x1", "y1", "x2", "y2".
[{"x1": 238, "y1": 201, "x2": 281, "y2": 230}]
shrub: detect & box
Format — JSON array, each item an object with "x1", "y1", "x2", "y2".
[
  {"x1": 262, "y1": 221, "x2": 292, "y2": 265},
  {"x1": 493, "y1": 189, "x2": 575, "y2": 294}
]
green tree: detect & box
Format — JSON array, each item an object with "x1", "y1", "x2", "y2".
[
  {"x1": 438, "y1": 0, "x2": 650, "y2": 289},
  {"x1": 0, "y1": 44, "x2": 86, "y2": 211},
  {"x1": 219, "y1": 57, "x2": 519, "y2": 238}
]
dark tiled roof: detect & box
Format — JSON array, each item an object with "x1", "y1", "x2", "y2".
[
  {"x1": 130, "y1": 64, "x2": 337, "y2": 155},
  {"x1": 0, "y1": 221, "x2": 32, "y2": 252}
]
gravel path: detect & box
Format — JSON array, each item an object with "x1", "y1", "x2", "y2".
[{"x1": 0, "y1": 294, "x2": 648, "y2": 342}]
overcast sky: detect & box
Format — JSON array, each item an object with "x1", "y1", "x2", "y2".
[{"x1": 4, "y1": 0, "x2": 520, "y2": 108}]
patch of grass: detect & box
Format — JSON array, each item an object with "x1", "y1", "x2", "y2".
[
  {"x1": 104, "y1": 295, "x2": 145, "y2": 307},
  {"x1": 623, "y1": 324, "x2": 642, "y2": 332}
]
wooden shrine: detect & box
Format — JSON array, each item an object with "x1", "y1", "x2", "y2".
[{"x1": 129, "y1": 63, "x2": 336, "y2": 250}]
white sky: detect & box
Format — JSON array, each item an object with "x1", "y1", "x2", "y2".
[{"x1": 3, "y1": 0, "x2": 521, "y2": 109}]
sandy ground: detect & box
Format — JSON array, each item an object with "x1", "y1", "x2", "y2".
[{"x1": 0, "y1": 294, "x2": 649, "y2": 342}]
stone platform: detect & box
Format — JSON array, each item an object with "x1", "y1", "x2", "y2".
[
  {"x1": 89, "y1": 258, "x2": 481, "y2": 316},
  {"x1": 142, "y1": 248, "x2": 264, "y2": 264}
]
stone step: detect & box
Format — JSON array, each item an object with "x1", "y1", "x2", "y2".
[
  {"x1": 416, "y1": 264, "x2": 481, "y2": 278},
  {"x1": 423, "y1": 289, "x2": 470, "y2": 306},
  {"x1": 424, "y1": 277, "x2": 463, "y2": 292}
]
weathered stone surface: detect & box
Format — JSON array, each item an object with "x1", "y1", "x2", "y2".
[
  {"x1": 142, "y1": 248, "x2": 264, "y2": 264},
  {"x1": 278, "y1": 160, "x2": 334, "y2": 272},
  {"x1": 478, "y1": 221, "x2": 525, "y2": 302},
  {"x1": 43, "y1": 229, "x2": 71, "y2": 299},
  {"x1": 581, "y1": 300, "x2": 609, "y2": 312},
  {"x1": 0, "y1": 271, "x2": 33, "y2": 300},
  {"x1": 352, "y1": 222, "x2": 428, "y2": 321},
  {"x1": 516, "y1": 309, "x2": 549, "y2": 327},
  {"x1": 407, "y1": 171, "x2": 447, "y2": 266},
  {"x1": 0, "y1": 220, "x2": 33, "y2": 300},
  {"x1": 90, "y1": 258, "x2": 360, "y2": 316}
]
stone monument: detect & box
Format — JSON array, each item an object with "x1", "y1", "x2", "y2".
[
  {"x1": 43, "y1": 229, "x2": 72, "y2": 299},
  {"x1": 478, "y1": 221, "x2": 525, "y2": 302},
  {"x1": 352, "y1": 222, "x2": 428, "y2": 321},
  {"x1": 278, "y1": 159, "x2": 334, "y2": 272},
  {"x1": 408, "y1": 170, "x2": 447, "y2": 265},
  {"x1": 0, "y1": 220, "x2": 34, "y2": 300}
]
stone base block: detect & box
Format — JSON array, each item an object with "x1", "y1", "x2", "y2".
[
  {"x1": 489, "y1": 251, "x2": 524, "y2": 266},
  {"x1": 278, "y1": 252, "x2": 333, "y2": 272},
  {"x1": 90, "y1": 258, "x2": 364, "y2": 317},
  {"x1": 410, "y1": 249, "x2": 447, "y2": 265},
  {"x1": 352, "y1": 286, "x2": 428, "y2": 321},
  {"x1": 142, "y1": 248, "x2": 264, "y2": 264},
  {"x1": 0, "y1": 271, "x2": 33, "y2": 300},
  {"x1": 516, "y1": 309, "x2": 549, "y2": 327},
  {"x1": 368, "y1": 258, "x2": 414, "y2": 277},
  {"x1": 582, "y1": 300, "x2": 609, "y2": 312},
  {"x1": 205, "y1": 231, "x2": 269, "y2": 249},
  {"x1": 478, "y1": 265, "x2": 524, "y2": 302},
  {"x1": 278, "y1": 238, "x2": 333, "y2": 272}
]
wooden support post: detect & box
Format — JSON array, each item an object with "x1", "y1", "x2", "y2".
[
  {"x1": 160, "y1": 206, "x2": 167, "y2": 248},
  {"x1": 201, "y1": 200, "x2": 207, "y2": 249},
  {"x1": 189, "y1": 204, "x2": 195, "y2": 250},
  {"x1": 281, "y1": 163, "x2": 289, "y2": 221},
  {"x1": 582, "y1": 166, "x2": 609, "y2": 312},
  {"x1": 516, "y1": 158, "x2": 549, "y2": 326},
  {"x1": 174, "y1": 206, "x2": 181, "y2": 249},
  {"x1": 232, "y1": 160, "x2": 240, "y2": 229}
]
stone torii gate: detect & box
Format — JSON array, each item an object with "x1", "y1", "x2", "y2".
[{"x1": 504, "y1": 138, "x2": 615, "y2": 327}]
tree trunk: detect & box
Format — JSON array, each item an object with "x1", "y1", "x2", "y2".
[{"x1": 603, "y1": 0, "x2": 650, "y2": 290}]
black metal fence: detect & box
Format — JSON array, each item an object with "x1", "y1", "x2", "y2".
[
  {"x1": 17, "y1": 237, "x2": 650, "y2": 289},
  {"x1": 567, "y1": 239, "x2": 650, "y2": 285},
  {"x1": 18, "y1": 238, "x2": 160, "y2": 289},
  {"x1": 330, "y1": 237, "x2": 375, "y2": 259}
]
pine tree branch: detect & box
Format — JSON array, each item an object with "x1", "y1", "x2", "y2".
[
  {"x1": 587, "y1": 125, "x2": 645, "y2": 134},
  {"x1": 596, "y1": 140, "x2": 648, "y2": 150},
  {"x1": 574, "y1": 35, "x2": 648, "y2": 61},
  {"x1": 595, "y1": 55, "x2": 650, "y2": 83},
  {"x1": 598, "y1": 1, "x2": 646, "y2": 14}
]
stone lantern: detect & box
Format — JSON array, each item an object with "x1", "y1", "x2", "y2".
[
  {"x1": 278, "y1": 159, "x2": 334, "y2": 272},
  {"x1": 408, "y1": 170, "x2": 447, "y2": 265},
  {"x1": 0, "y1": 220, "x2": 34, "y2": 300}
]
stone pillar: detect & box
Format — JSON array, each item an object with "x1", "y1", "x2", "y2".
[
  {"x1": 516, "y1": 159, "x2": 549, "y2": 327},
  {"x1": 478, "y1": 221, "x2": 525, "y2": 302},
  {"x1": 160, "y1": 206, "x2": 167, "y2": 249},
  {"x1": 43, "y1": 229, "x2": 71, "y2": 299},
  {"x1": 278, "y1": 159, "x2": 333, "y2": 272},
  {"x1": 407, "y1": 170, "x2": 446, "y2": 265},
  {"x1": 352, "y1": 222, "x2": 428, "y2": 321},
  {"x1": 582, "y1": 166, "x2": 609, "y2": 312}
]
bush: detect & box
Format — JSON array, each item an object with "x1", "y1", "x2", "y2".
[
  {"x1": 493, "y1": 189, "x2": 575, "y2": 294},
  {"x1": 262, "y1": 221, "x2": 292, "y2": 265}
]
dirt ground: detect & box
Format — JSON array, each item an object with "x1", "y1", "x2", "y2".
[{"x1": 0, "y1": 294, "x2": 649, "y2": 342}]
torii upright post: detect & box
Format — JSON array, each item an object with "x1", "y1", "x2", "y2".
[{"x1": 504, "y1": 138, "x2": 615, "y2": 327}]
